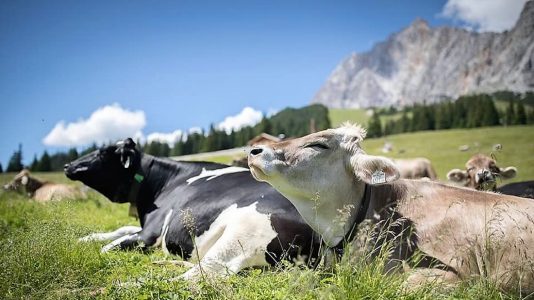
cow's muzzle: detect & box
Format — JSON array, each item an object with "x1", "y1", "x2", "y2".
[{"x1": 476, "y1": 169, "x2": 496, "y2": 190}]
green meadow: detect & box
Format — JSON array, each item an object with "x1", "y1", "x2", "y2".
[{"x1": 1, "y1": 125, "x2": 533, "y2": 299}]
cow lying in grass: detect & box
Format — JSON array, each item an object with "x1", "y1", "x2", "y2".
[
  {"x1": 393, "y1": 158, "x2": 437, "y2": 180},
  {"x1": 3, "y1": 169, "x2": 85, "y2": 202},
  {"x1": 248, "y1": 123, "x2": 534, "y2": 293},
  {"x1": 64, "y1": 138, "x2": 322, "y2": 279},
  {"x1": 447, "y1": 154, "x2": 517, "y2": 191}
]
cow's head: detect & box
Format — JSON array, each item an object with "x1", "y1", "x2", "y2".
[
  {"x1": 3, "y1": 169, "x2": 31, "y2": 192},
  {"x1": 447, "y1": 154, "x2": 517, "y2": 191},
  {"x1": 248, "y1": 123, "x2": 400, "y2": 246},
  {"x1": 64, "y1": 138, "x2": 140, "y2": 202}
]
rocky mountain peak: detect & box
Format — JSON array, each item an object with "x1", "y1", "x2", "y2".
[{"x1": 312, "y1": 2, "x2": 534, "y2": 109}]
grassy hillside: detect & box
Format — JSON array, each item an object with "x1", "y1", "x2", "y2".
[
  {"x1": 362, "y1": 125, "x2": 534, "y2": 183},
  {"x1": 329, "y1": 108, "x2": 371, "y2": 127},
  {"x1": 1, "y1": 125, "x2": 533, "y2": 299}
]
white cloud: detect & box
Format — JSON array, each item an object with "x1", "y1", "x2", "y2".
[
  {"x1": 146, "y1": 130, "x2": 183, "y2": 146},
  {"x1": 441, "y1": 0, "x2": 527, "y2": 32},
  {"x1": 217, "y1": 107, "x2": 263, "y2": 134},
  {"x1": 43, "y1": 103, "x2": 146, "y2": 147},
  {"x1": 188, "y1": 127, "x2": 203, "y2": 135}
]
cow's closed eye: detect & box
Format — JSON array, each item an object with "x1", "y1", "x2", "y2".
[{"x1": 305, "y1": 143, "x2": 329, "y2": 150}]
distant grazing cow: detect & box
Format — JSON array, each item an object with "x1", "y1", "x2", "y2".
[
  {"x1": 447, "y1": 154, "x2": 517, "y2": 191},
  {"x1": 393, "y1": 158, "x2": 437, "y2": 180},
  {"x1": 497, "y1": 181, "x2": 534, "y2": 199},
  {"x1": 3, "y1": 169, "x2": 84, "y2": 202},
  {"x1": 64, "y1": 138, "x2": 321, "y2": 279},
  {"x1": 248, "y1": 123, "x2": 534, "y2": 292}
]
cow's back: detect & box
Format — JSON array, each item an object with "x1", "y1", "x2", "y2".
[
  {"x1": 398, "y1": 180, "x2": 534, "y2": 291},
  {"x1": 33, "y1": 183, "x2": 84, "y2": 202}
]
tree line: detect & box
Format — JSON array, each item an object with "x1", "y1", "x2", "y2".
[
  {"x1": 4, "y1": 105, "x2": 330, "y2": 172},
  {"x1": 366, "y1": 92, "x2": 534, "y2": 138}
]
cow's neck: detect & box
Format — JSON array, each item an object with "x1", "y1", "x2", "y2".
[
  {"x1": 130, "y1": 155, "x2": 171, "y2": 205},
  {"x1": 127, "y1": 155, "x2": 207, "y2": 223},
  {"x1": 281, "y1": 181, "x2": 367, "y2": 248}
]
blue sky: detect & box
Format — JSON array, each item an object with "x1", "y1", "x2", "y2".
[{"x1": 0, "y1": 0, "x2": 526, "y2": 166}]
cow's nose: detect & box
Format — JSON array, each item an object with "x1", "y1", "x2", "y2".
[
  {"x1": 250, "y1": 147, "x2": 263, "y2": 156},
  {"x1": 63, "y1": 163, "x2": 70, "y2": 171},
  {"x1": 477, "y1": 169, "x2": 493, "y2": 182}
]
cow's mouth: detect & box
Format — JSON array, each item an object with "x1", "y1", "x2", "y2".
[
  {"x1": 64, "y1": 166, "x2": 88, "y2": 180},
  {"x1": 249, "y1": 163, "x2": 268, "y2": 181}
]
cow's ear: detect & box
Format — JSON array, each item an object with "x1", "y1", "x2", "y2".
[
  {"x1": 21, "y1": 175, "x2": 29, "y2": 185},
  {"x1": 499, "y1": 166, "x2": 517, "y2": 179},
  {"x1": 447, "y1": 169, "x2": 468, "y2": 183},
  {"x1": 124, "y1": 138, "x2": 136, "y2": 149},
  {"x1": 115, "y1": 143, "x2": 136, "y2": 169},
  {"x1": 352, "y1": 154, "x2": 400, "y2": 185}
]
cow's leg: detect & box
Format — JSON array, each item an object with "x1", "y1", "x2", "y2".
[
  {"x1": 79, "y1": 225, "x2": 142, "y2": 242},
  {"x1": 101, "y1": 233, "x2": 144, "y2": 253},
  {"x1": 404, "y1": 268, "x2": 459, "y2": 290}
]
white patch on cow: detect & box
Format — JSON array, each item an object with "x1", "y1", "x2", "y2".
[
  {"x1": 186, "y1": 167, "x2": 249, "y2": 185},
  {"x1": 161, "y1": 209, "x2": 174, "y2": 255},
  {"x1": 76, "y1": 166, "x2": 88, "y2": 172},
  {"x1": 181, "y1": 202, "x2": 278, "y2": 279},
  {"x1": 78, "y1": 225, "x2": 142, "y2": 242},
  {"x1": 21, "y1": 176, "x2": 28, "y2": 185}
]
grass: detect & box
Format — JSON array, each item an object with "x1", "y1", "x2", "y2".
[
  {"x1": 329, "y1": 108, "x2": 371, "y2": 127},
  {"x1": 1, "y1": 125, "x2": 533, "y2": 299},
  {"x1": 0, "y1": 189, "x2": 520, "y2": 299}
]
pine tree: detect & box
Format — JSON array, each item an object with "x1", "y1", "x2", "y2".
[
  {"x1": 30, "y1": 155, "x2": 39, "y2": 171},
  {"x1": 481, "y1": 98, "x2": 500, "y2": 126},
  {"x1": 366, "y1": 111, "x2": 382, "y2": 138},
  {"x1": 0, "y1": 162, "x2": 3, "y2": 173},
  {"x1": 505, "y1": 100, "x2": 515, "y2": 125},
  {"x1": 528, "y1": 109, "x2": 534, "y2": 125},
  {"x1": 67, "y1": 148, "x2": 79, "y2": 162},
  {"x1": 399, "y1": 110, "x2": 410, "y2": 133},
  {"x1": 7, "y1": 144, "x2": 23, "y2": 172},
  {"x1": 383, "y1": 120, "x2": 395, "y2": 136},
  {"x1": 256, "y1": 117, "x2": 272, "y2": 135},
  {"x1": 515, "y1": 101, "x2": 527, "y2": 125},
  {"x1": 37, "y1": 151, "x2": 52, "y2": 172},
  {"x1": 171, "y1": 140, "x2": 184, "y2": 156}
]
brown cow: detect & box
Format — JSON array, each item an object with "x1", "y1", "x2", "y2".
[
  {"x1": 3, "y1": 169, "x2": 85, "y2": 202},
  {"x1": 394, "y1": 158, "x2": 437, "y2": 180},
  {"x1": 248, "y1": 123, "x2": 534, "y2": 292},
  {"x1": 447, "y1": 154, "x2": 517, "y2": 191}
]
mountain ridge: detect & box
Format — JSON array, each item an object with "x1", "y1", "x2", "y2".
[{"x1": 312, "y1": 1, "x2": 534, "y2": 108}]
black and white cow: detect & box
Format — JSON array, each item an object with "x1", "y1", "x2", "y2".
[{"x1": 64, "y1": 138, "x2": 321, "y2": 279}]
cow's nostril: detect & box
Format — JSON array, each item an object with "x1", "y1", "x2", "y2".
[
  {"x1": 64, "y1": 164, "x2": 70, "y2": 171},
  {"x1": 250, "y1": 148, "x2": 263, "y2": 156}
]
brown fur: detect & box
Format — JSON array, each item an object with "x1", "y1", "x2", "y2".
[
  {"x1": 249, "y1": 124, "x2": 534, "y2": 292},
  {"x1": 394, "y1": 158, "x2": 438, "y2": 180},
  {"x1": 4, "y1": 169, "x2": 85, "y2": 202}
]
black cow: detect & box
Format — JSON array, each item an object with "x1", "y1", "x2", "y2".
[
  {"x1": 64, "y1": 138, "x2": 321, "y2": 279},
  {"x1": 497, "y1": 181, "x2": 534, "y2": 199}
]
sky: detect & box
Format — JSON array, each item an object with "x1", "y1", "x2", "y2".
[{"x1": 0, "y1": 0, "x2": 528, "y2": 167}]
